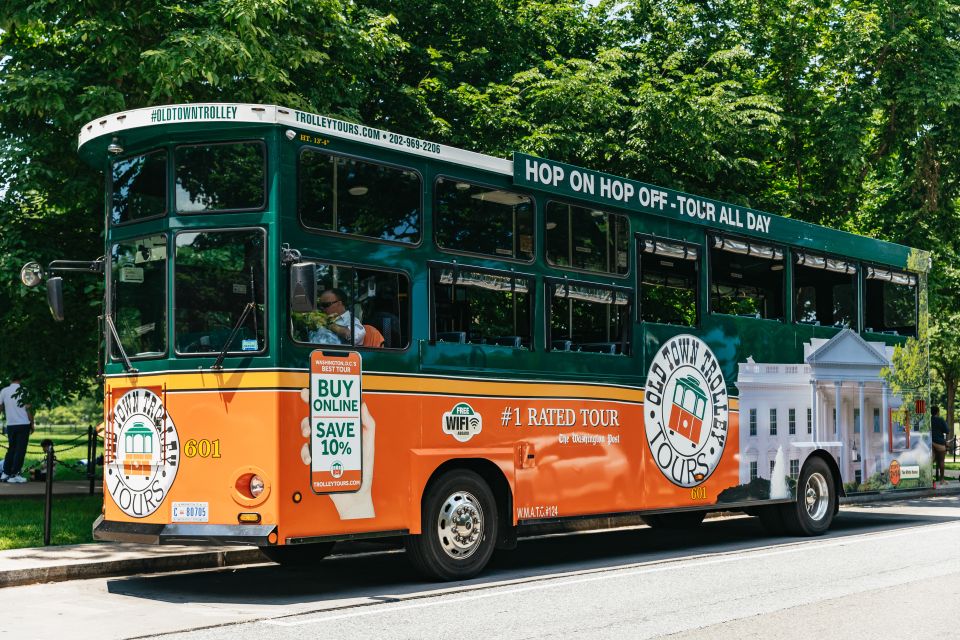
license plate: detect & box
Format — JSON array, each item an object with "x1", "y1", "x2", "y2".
[{"x1": 171, "y1": 501, "x2": 209, "y2": 522}]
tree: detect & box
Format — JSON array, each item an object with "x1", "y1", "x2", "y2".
[{"x1": 0, "y1": 0, "x2": 404, "y2": 404}]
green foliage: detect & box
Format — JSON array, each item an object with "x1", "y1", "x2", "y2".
[{"x1": 3, "y1": 0, "x2": 960, "y2": 404}]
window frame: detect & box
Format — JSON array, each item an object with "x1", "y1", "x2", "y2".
[
  {"x1": 861, "y1": 262, "x2": 919, "y2": 336},
  {"x1": 543, "y1": 275, "x2": 633, "y2": 355},
  {"x1": 791, "y1": 249, "x2": 858, "y2": 328},
  {"x1": 427, "y1": 260, "x2": 536, "y2": 349},
  {"x1": 636, "y1": 233, "x2": 700, "y2": 327},
  {"x1": 107, "y1": 232, "x2": 170, "y2": 362},
  {"x1": 109, "y1": 148, "x2": 170, "y2": 227},
  {"x1": 172, "y1": 226, "x2": 269, "y2": 358},
  {"x1": 707, "y1": 233, "x2": 786, "y2": 321},
  {"x1": 174, "y1": 139, "x2": 268, "y2": 215},
  {"x1": 289, "y1": 257, "x2": 413, "y2": 352},
  {"x1": 543, "y1": 198, "x2": 631, "y2": 277},
  {"x1": 297, "y1": 146, "x2": 424, "y2": 247},
  {"x1": 432, "y1": 175, "x2": 536, "y2": 264}
]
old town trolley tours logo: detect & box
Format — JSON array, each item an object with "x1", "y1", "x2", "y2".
[
  {"x1": 644, "y1": 335, "x2": 729, "y2": 487},
  {"x1": 106, "y1": 388, "x2": 180, "y2": 517}
]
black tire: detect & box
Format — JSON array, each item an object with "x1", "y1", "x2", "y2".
[
  {"x1": 757, "y1": 504, "x2": 787, "y2": 535},
  {"x1": 780, "y1": 456, "x2": 836, "y2": 536},
  {"x1": 643, "y1": 511, "x2": 705, "y2": 529},
  {"x1": 405, "y1": 469, "x2": 498, "y2": 581},
  {"x1": 259, "y1": 541, "x2": 334, "y2": 566}
]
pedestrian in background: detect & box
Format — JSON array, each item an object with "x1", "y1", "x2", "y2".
[
  {"x1": 0, "y1": 375, "x2": 34, "y2": 483},
  {"x1": 931, "y1": 405, "x2": 949, "y2": 485}
]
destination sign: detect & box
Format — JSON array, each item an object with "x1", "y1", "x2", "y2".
[{"x1": 514, "y1": 153, "x2": 774, "y2": 235}]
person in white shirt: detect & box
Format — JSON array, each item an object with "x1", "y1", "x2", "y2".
[
  {"x1": 0, "y1": 376, "x2": 34, "y2": 483},
  {"x1": 310, "y1": 288, "x2": 365, "y2": 346}
]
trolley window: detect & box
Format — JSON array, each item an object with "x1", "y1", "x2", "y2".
[
  {"x1": 174, "y1": 229, "x2": 266, "y2": 354},
  {"x1": 111, "y1": 150, "x2": 167, "y2": 225},
  {"x1": 434, "y1": 178, "x2": 533, "y2": 260},
  {"x1": 549, "y1": 281, "x2": 631, "y2": 354},
  {"x1": 299, "y1": 150, "x2": 421, "y2": 244},
  {"x1": 432, "y1": 267, "x2": 532, "y2": 348},
  {"x1": 546, "y1": 201, "x2": 629, "y2": 275},
  {"x1": 710, "y1": 235, "x2": 784, "y2": 320},
  {"x1": 864, "y1": 267, "x2": 917, "y2": 335},
  {"x1": 291, "y1": 264, "x2": 410, "y2": 349},
  {"x1": 639, "y1": 237, "x2": 698, "y2": 326},
  {"x1": 793, "y1": 251, "x2": 856, "y2": 327},
  {"x1": 110, "y1": 234, "x2": 167, "y2": 358},
  {"x1": 175, "y1": 141, "x2": 265, "y2": 213}
]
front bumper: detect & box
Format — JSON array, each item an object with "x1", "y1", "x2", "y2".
[{"x1": 93, "y1": 515, "x2": 276, "y2": 546}]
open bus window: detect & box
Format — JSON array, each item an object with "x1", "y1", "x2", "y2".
[
  {"x1": 175, "y1": 141, "x2": 265, "y2": 213},
  {"x1": 110, "y1": 235, "x2": 167, "y2": 358},
  {"x1": 710, "y1": 235, "x2": 784, "y2": 320},
  {"x1": 546, "y1": 201, "x2": 628, "y2": 275},
  {"x1": 299, "y1": 151, "x2": 421, "y2": 244},
  {"x1": 434, "y1": 179, "x2": 533, "y2": 261},
  {"x1": 291, "y1": 263, "x2": 410, "y2": 349},
  {"x1": 432, "y1": 268, "x2": 532, "y2": 348},
  {"x1": 864, "y1": 267, "x2": 917, "y2": 336},
  {"x1": 111, "y1": 150, "x2": 167, "y2": 225},
  {"x1": 549, "y1": 281, "x2": 631, "y2": 354},
  {"x1": 793, "y1": 252, "x2": 856, "y2": 327},
  {"x1": 638, "y1": 237, "x2": 697, "y2": 326},
  {"x1": 174, "y1": 229, "x2": 266, "y2": 354}
]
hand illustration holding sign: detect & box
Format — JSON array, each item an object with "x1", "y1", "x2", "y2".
[{"x1": 299, "y1": 388, "x2": 376, "y2": 519}]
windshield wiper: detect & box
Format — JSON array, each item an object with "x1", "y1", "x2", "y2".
[
  {"x1": 104, "y1": 314, "x2": 139, "y2": 374},
  {"x1": 212, "y1": 265, "x2": 260, "y2": 371},
  {"x1": 210, "y1": 302, "x2": 255, "y2": 371}
]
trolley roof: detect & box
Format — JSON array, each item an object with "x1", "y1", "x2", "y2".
[{"x1": 78, "y1": 103, "x2": 928, "y2": 273}]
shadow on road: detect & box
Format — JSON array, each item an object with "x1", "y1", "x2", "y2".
[{"x1": 105, "y1": 502, "x2": 960, "y2": 611}]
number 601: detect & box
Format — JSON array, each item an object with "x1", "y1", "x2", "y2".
[{"x1": 183, "y1": 439, "x2": 221, "y2": 459}]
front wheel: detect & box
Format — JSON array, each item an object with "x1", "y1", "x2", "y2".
[
  {"x1": 405, "y1": 469, "x2": 498, "y2": 581},
  {"x1": 780, "y1": 456, "x2": 836, "y2": 536}
]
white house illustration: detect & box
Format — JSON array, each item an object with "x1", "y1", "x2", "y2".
[{"x1": 737, "y1": 329, "x2": 924, "y2": 488}]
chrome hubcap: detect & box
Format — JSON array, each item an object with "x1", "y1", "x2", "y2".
[
  {"x1": 804, "y1": 472, "x2": 829, "y2": 522},
  {"x1": 437, "y1": 490, "x2": 484, "y2": 559}
]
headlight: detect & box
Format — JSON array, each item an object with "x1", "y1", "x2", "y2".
[{"x1": 249, "y1": 475, "x2": 265, "y2": 498}]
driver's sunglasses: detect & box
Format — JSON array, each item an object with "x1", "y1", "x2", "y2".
[{"x1": 320, "y1": 299, "x2": 341, "y2": 309}]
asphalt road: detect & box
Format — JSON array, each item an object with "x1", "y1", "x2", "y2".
[{"x1": 7, "y1": 497, "x2": 960, "y2": 640}]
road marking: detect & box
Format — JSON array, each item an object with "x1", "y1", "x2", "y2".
[{"x1": 264, "y1": 519, "x2": 960, "y2": 627}]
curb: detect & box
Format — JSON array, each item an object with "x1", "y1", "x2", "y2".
[
  {"x1": 839, "y1": 483, "x2": 960, "y2": 504},
  {"x1": 0, "y1": 547, "x2": 267, "y2": 589},
  {"x1": 2, "y1": 486, "x2": 958, "y2": 588}
]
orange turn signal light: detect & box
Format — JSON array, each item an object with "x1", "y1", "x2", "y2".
[
  {"x1": 292, "y1": 491, "x2": 302, "y2": 503},
  {"x1": 238, "y1": 512, "x2": 262, "y2": 524}
]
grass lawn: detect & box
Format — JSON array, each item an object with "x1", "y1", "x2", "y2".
[
  {"x1": 1, "y1": 425, "x2": 102, "y2": 482},
  {"x1": 946, "y1": 461, "x2": 960, "y2": 471},
  {"x1": 0, "y1": 496, "x2": 102, "y2": 550}
]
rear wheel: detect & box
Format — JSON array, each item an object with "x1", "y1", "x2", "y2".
[
  {"x1": 259, "y1": 541, "x2": 334, "y2": 566},
  {"x1": 643, "y1": 511, "x2": 705, "y2": 529},
  {"x1": 780, "y1": 456, "x2": 835, "y2": 536},
  {"x1": 405, "y1": 469, "x2": 498, "y2": 581}
]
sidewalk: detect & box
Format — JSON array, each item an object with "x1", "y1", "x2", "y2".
[
  {"x1": 2, "y1": 482, "x2": 959, "y2": 589},
  {"x1": 0, "y1": 479, "x2": 101, "y2": 499}
]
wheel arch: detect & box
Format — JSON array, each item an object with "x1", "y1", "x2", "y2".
[
  {"x1": 422, "y1": 458, "x2": 515, "y2": 549},
  {"x1": 804, "y1": 449, "x2": 845, "y2": 499}
]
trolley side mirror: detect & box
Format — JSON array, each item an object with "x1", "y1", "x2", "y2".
[
  {"x1": 47, "y1": 276, "x2": 65, "y2": 322},
  {"x1": 290, "y1": 262, "x2": 317, "y2": 313}
]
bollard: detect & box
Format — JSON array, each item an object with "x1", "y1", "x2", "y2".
[
  {"x1": 87, "y1": 425, "x2": 95, "y2": 495},
  {"x1": 43, "y1": 444, "x2": 54, "y2": 546}
]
